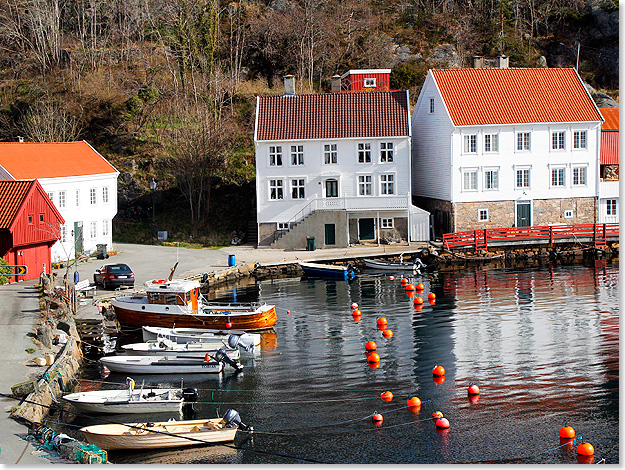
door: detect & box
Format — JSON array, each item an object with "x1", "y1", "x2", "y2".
[
  {"x1": 601, "y1": 199, "x2": 618, "y2": 223},
  {"x1": 325, "y1": 224, "x2": 336, "y2": 245},
  {"x1": 325, "y1": 179, "x2": 338, "y2": 198},
  {"x1": 516, "y1": 203, "x2": 531, "y2": 227},
  {"x1": 74, "y1": 221, "x2": 83, "y2": 257},
  {"x1": 358, "y1": 218, "x2": 375, "y2": 240}
]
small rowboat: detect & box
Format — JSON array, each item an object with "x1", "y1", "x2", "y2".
[
  {"x1": 100, "y1": 355, "x2": 237, "y2": 375},
  {"x1": 298, "y1": 261, "x2": 357, "y2": 280},
  {"x1": 364, "y1": 256, "x2": 427, "y2": 273},
  {"x1": 142, "y1": 326, "x2": 260, "y2": 352},
  {"x1": 121, "y1": 340, "x2": 241, "y2": 360}
]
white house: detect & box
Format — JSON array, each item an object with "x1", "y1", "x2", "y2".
[
  {"x1": 0, "y1": 141, "x2": 119, "y2": 262},
  {"x1": 597, "y1": 107, "x2": 619, "y2": 223},
  {"x1": 254, "y1": 76, "x2": 429, "y2": 249},
  {"x1": 411, "y1": 67, "x2": 604, "y2": 237}
]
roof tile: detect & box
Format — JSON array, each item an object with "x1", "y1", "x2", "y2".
[
  {"x1": 0, "y1": 180, "x2": 33, "y2": 228},
  {"x1": 599, "y1": 107, "x2": 619, "y2": 130}
]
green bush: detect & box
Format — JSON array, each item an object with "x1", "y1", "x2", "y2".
[{"x1": 0, "y1": 258, "x2": 12, "y2": 285}]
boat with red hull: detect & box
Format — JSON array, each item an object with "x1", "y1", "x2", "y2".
[{"x1": 111, "y1": 279, "x2": 277, "y2": 331}]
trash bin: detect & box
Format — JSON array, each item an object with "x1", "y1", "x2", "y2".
[
  {"x1": 74, "y1": 271, "x2": 79, "y2": 284},
  {"x1": 228, "y1": 254, "x2": 236, "y2": 267},
  {"x1": 96, "y1": 244, "x2": 108, "y2": 259},
  {"x1": 306, "y1": 236, "x2": 315, "y2": 251}
]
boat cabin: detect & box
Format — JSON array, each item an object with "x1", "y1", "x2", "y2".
[{"x1": 144, "y1": 279, "x2": 201, "y2": 314}]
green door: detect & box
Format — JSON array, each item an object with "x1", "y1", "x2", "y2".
[
  {"x1": 358, "y1": 218, "x2": 375, "y2": 240},
  {"x1": 325, "y1": 224, "x2": 336, "y2": 245},
  {"x1": 516, "y1": 203, "x2": 531, "y2": 227},
  {"x1": 73, "y1": 221, "x2": 84, "y2": 257}
]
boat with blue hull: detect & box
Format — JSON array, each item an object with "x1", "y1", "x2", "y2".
[{"x1": 298, "y1": 261, "x2": 357, "y2": 280}]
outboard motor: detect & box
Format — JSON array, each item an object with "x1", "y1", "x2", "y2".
[
  {"x1": 227, "y1": 334, "x2": 255, "y2": 353},
  {"x1": 223, "y1": 409, "x2": 253, "y2": 432},
  {"x1": 214, "y1": 348, "x2": 244, "y2": 371},
  {"x1": 181, "y1": 387, "x2": 199, "y2": 420},
  {"x1": 346, "y1": 262, "x2": 358, "y2": 279}
]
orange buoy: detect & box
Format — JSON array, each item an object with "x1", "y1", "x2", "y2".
[
  {"x1": 372, "y1": 412, "x2": 383, "y2": 423},
  {"x1": 287, "y1": 310, "x2": 290, "y2": 315},
  {"x1": 381, "y1": 391, "x2": 394, "y2": 402},
  {"x1": 433, "y1": 375, "x2": 445, "y2": 384},
  {"x1": 435, "y1": 417, "x2": 450, "y2": 429},
  {"x1": 401, "y1": 278, "x2": 408, "y2": 285},
  {"x1": 468, "y1": 394, "x2": 480, "y2": 404},
  {"x1": 576, "y1": 443, "x2": 594, "y2": 456},
  {"x1": 376, "y1": 317, "x2": 388, "y2": 328},
  {"x1": 405, "y1": 284, "x2": 416, "y2": 291},
  {"x1": 416, "y1": 283, "x2": 425, "y2": 290},
  {"x1": 350, "y1": 302, "x2": 359, "y2": 310},
  {"x1": 432, "y1": 411, "x2": 443, "y2": 419},
  {"x1": 204, "y1": 353, "x2": 212, "y2": 361},
  {"x1": 468, "y1": 384, "x2": 480, "y2": 396},
  {"x1": 389, "y1": 276, "x2": 395, "y2": 280},
  {"x1": 382, "y1": 329, "x2": 393, "y2": 338},
  {"x1": 428, "y1": 298, "x2": 436, "y2": 305},
  {"x1": 414, "y1": 296, "x2": 423, "y2": 305},
  {"x1": 368, "y1": 352, "x2": 381, "y2": 363},
  {"x1": 428, "y1": 292, "x2": 436, "y2": 300},
  {"x1": 353, "y1": 315, "x2": 361, "y2": 322},
  {"x1": 406, "y1": 397, "x2": 421, "y2": 408},
  {"x1": 368, "y1": 361, "x2": 381, "y2": 369},
  {"x1": 432, "y1": 365, "x2": 446, "y2": 376},
  {"x1": 559, "y1": 426, "x2": 575, "y2": 439},
  {"x1": 226, "y1": 321, "x2": 232, "y2": 329},
  {"x1": 414, "y1": 304, "x2": 423, "y2": 311},
  {"x1": 365, "y1": 341, "x2": 377, "y2": 352},
  {"x1": 352, "y1": 309, "x2": 361, "y2": 316}
]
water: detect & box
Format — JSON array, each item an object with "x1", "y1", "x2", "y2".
[{"x1": 63, "y1": 262, "x2": 619, "y2": 464}]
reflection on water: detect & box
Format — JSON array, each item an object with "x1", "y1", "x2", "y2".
[{"x1": 67, "y1": 263, "x2": 619, "y2": 464}]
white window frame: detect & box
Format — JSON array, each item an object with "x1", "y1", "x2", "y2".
[
  {"x1": 358, "y1": 174, "x2": 373, "y2": 196},
  {"x1": 277, "y1": 222, "x2": 289, "y2": 231},
  {"x1": 564, "y1": 210, "x2": 573, "y2": 219},
  {"x1": 380, "y1": 142, "x2": 394, "y2": 163},
  {"x1": 90, "y1": 188, "x2": 97, "y2": 205},
  {"x1": 324, "y1": 144, "x2": 338, "y2": 164},
  {"x1": 357, "y1": 143, "x2": 371, "y2": 163},
  {"x1": 363, "y1": 77, "x2": 376, "y2": 88},
  {"x1": 380, "y1": 218, "x2": 394, "y2": 229},
  {"x1": 269, "y1": 146, "x2": 283, "y2": 167},
  {"x1": 551, "y1": 130, "x2": 566, "y2": 150},
  {"x1": 47, "y1": 191, "x2": 54, "y2": 203},
  {"x1": 90, "y1": 221, "x2": 97, "y2": 239},
  {"x1": 102, "y1": 186, "x2": 109, "y2": 203},
  {"x1": 462, "y1": 168, "x2": 478, "y2": 192},
  {"x1": 515, "y1": 166, "x2": 531, "y2": 189},
  {"x1": 380, "y1": 173, "x2": 395, "y2": 195},
  {"x1": 290, "y1": 178, "x2": 306, "y2": 199},
  {"x1": 483, "y1": 168, "x2": 499, "y2": 191},
  {"x1": 102, "y1": 219, "x2": 109, "y2": 236},
  {"x1": 572, "y1": 166, "x2": 588, "y2": 186},
  {"x1": 429, "y1": 98, "x2": 435, "y2": 114},
  {"x1": 60, "y1": 224, "x2": 67, "y2": 242},
  {"x1": 325, "y1": 179, "x2": 339, "y2": 198},
  {"x1": 516, "y1": 132, "x2": 531, "y2": 151},
  {"x1": 606, "y1": 199, "x2": 617, "y2": 216},
  {"x1": 58, "y1": 190, "x2": 66, "y2": 208},
  {"x1": 478, "y1": 209, "x2": 489, "y2": 221},
  {"x1": 290, "y1": 145, "x2": 304, "y2": 166},
  {"x1": 269, "y1": 179, "x2": 284, "y2": 200},
  {"x1": 463, "y1": 134, "x2": 477, "y2": 154},
  {"x1": 550, "y1": 166, "x2": 566, "y2": 187},
  {"x1": 573, "y1": 130, "x2": 587, "y2": 149},
  {"x1": 75, "y1": 189, "x2": 80, "y2": 207},
  {"x1": 484, "y1": 133, "x2": 499, "y2": 153}
]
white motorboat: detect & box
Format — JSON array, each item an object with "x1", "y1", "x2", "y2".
[
  {"x1": 364, "y1": 255, "x2": 427, "y2": 273},
  {"x1": 142, "y1": 326, "x2": 260, "y2": 352},
  {"x1": 99, "y1": 353, "x2": 242, "y2": 375},
  {"x1": 121, "y1": 339, "x2": 241, "y2": 360},
  {"x1": 61, "y1": 378, "x2": 185, "y2": 414}
]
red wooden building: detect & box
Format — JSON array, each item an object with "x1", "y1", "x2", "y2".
[
  {"x1": 0, "y1": 180, "x2": 64, "y2": 282},
  {"x1": 339, "y1": 69, "x2": 391, "y2": 92}
]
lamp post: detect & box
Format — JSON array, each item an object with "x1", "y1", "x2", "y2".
[{"x1": 150, "y1": 178, "x2": 157, "y2": 241}]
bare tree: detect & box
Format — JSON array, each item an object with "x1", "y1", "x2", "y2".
[{"x1": 23, "y1": 101, "x2": 83, "y2": 142}]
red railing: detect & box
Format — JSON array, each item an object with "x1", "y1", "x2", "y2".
[{"x1": 443, "y1": 223, "x2": 619, "y2": 251}]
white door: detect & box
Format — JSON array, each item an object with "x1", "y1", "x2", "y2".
[{"x1": 599, "y1": 198, "x2": 619, "y2": 223}]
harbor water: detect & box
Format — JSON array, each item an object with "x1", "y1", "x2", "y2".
[{"x1": 64, "y1": 262, "x2": 618, "y2": 464}]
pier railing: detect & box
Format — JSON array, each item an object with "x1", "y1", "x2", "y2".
[{"x1": 442, "y1": 223, "x2": 619, "y2": 252}]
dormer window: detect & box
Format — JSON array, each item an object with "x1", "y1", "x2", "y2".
[{"x1": 364, "y1": 78, "x2": 376, "y2": 88}]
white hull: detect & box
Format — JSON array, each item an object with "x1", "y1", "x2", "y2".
[
  {"x1": 100, "y1": 356, "x2": 223, "y2": 374},
  {"x1": 142, "y1": 326, "x2": 261, "y2": 349},
  {"x1": 62, "y1": 388, "x2": 183, "y2": 414},
  {"x1": 122, "y1": 342, "x2": 240, "y2": 360},
  {"x1": 364, "y1": 259, "x2": 420, "y2": 273}
]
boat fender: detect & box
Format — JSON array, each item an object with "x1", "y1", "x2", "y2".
[
  {"x1": 152, "y1": 279, "x2": 167, "y2": 284},
  {"x1": 223, "y1": 409, "x2": 253, "y2": 432}
]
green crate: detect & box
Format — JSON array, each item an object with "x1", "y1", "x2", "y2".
[{"x1": 76, "y1": 444, "x2": 107, "y2": 464}]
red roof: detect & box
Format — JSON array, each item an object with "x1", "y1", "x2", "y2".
[
  {"x1": 600, "y1": 131, "x2": 619, "y2": 165},
  {"x1": 432, "y1": 68, "x2": 603, "y2": 126},
  {"x1": 0, "y1": 141, "x2": 118, "y2": 179},
  {"x1": 0, "y1": 180, "x2": 33, "y2": 228},
  {"x1": 256, "y1": 91, "x2": 409, "y2": 141},
  {"x1": 599, "y1": 108, "x2": 619, "y2": 130}
]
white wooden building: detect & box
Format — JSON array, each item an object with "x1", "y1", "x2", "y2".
[
  {"x1": 411, "y1": 67, "x2": 604, "y2": 237},
  {"x1": 254, "y1": 76, "x2": 430, "y2": 249},
  {"x1": 0, "y1": 141, "x2": 119, "y2": 262},
  {"x1": 597, "y1": 107, "x2": 619, "y2": 223}
]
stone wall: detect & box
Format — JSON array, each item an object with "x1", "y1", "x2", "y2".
[
  {"x1": 533, "y1": 197, "x2": 596, "y2": 225},
  {"x1": 454, "y1": 200, "x2": 516, "y2": 231}
]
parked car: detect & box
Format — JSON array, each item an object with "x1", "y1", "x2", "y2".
[{"x1": 93, "y1": 264, "x2": 135, "y2": 289}]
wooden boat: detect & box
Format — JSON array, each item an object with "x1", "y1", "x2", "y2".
[
  {"x1": 111, "y1": 279, "x2": 277, "y2": 331},
  {"x1": 142, "y1": 326, "x2": 260, "y2": 352},
  {"x1": 62, "y1": 378, "x2": 184, "y2": 414},
  {"x1": 80, "y1": 417, "x2": 237, "y2": 450},
  {"x1": 121, "y1": 340, "x2": 241, "y2": 360},
  {"x1": 100, "y1": 355, "x2": 232, "y2": 374},
  {"x1": 298, "y1": 261, "x2": 357, "y2": 280},
  {"x1": 364, "y1": 256, "x2": 427, "y2": 273}
]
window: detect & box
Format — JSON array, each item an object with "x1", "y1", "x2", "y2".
[
  {"x1": 573, "y1": 131, "x2": 587, "y2": 149},
  {"x1": 269, "y1": 179, "x2": 284, "y2": 200},
  {"x1": 102, "y1": 187, "x2": 109, "y2": 203},
  {"x1": 290, "y1": 145, "x2": 304, "y2": 165},
  {"x1": 551, "y1": 131, "x2": 565, "y2": 150},
  {"x1": 429, "y1": 98, "x2": 435, "y2": 114},
  {"x1": 380, "y1": 174, "x2": 395, "y2": 195},
  {"x1": 39, "y1": 214, "x2": 44, "y2": 222},
  {"x1": 380, "y1": 218, "x2": 394, "y2": 229},
  {"x1": 58, "y1": 191, "x2": 66, "y2": 208},
  {"x1": 517, "y1": 132, "x2": 531, "y2": 150},
  {"x1": 484, "y1": 134, "x2": 499, "y2": 152},
  {"x1": 516, "y1": 168, "x2": 530, "y2": 188},
  {"x1": 484, "y1": 169, "x2": 499, "y2": 190},
  {"x1": 269, "y1": 146, "x2": 283, "y2": 166},
  {"x1": 463, "y1": 134, "x2": 477, "y2": 153},
  {"x1": 90, "y1": 188, "x2": 97, "y2": 205},
  {"x1": 277, "y1": 223, "x2": 289, "y2": 231},
  {"x1": 462, "y1": 169, "x2": 477, "y2": 191},
  {"x1": 291, "y1": 178, "x2": 305, "y2": 199},
  {"x1": 479, "y1": 209, "x2": 488, "y2": 221},
  {"x1": 90, "y1": 221, "x2": 97, "y2": 239},
  {"x1": 324, "y1": 144, "x2": 338, "y2": 164},
  {"x1": 75, "y1": 190, "x2": 80, "y2": 207},
  {"x1": 47, "y1": 191, "x2": 54, "y2": 203},
  {"x1": 358, "y1": 175, "x2": 372, "y2": 195},
  {"x1": 325, "y1": 179, "x2": 338, "y2": 198},
  {"x1": 606, "y1": 199, "x2": 617, "y2": 216},
  {"x1": 358, "y1": 143, "x2": 371, "y2": 163},
  {"x1": 102, "y1": 219, "x2": 109, "y2": 236},
  {"x1": 380, "y1": 143, "x2": 394, "y2": 162},
  {"x1": 60, "y1": 224, "x2": 67, "y2": 242},
  {"x1": 28, "y1": 214, "x2": 33, "y2": 224},
  {"x1": 364, "y1": 77, "x2": 376, "y2": 87},
  {"x1": 551, "y1": 167, "x2": 565, "y2": 187},
  {"x1": 573, "y1": 166, "x2": 587, "y2": 186},
  {"x1": 564, "y1": 210, "x2": 573, "y2": 218}
]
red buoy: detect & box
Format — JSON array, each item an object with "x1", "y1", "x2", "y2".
[
  {"x1": 352, "y1": 309, "x2": 361, "y2": 316},
  {"x1": 576, "y1": 443, "x2": 594, "y2": 456},
  {"x1": 414, "y1": 304, "x2": 423, "y2": 311},
  {"x1": 401, "y1": 278, "x2": 408, "y2": 285},
  {"x1": 350, "y1": 302, "x2": 359, "y2": 310},
  {"x1": 428, "y1": 298, "x2": 436, "y2": 305},
  {"x1": 405, "y1": 284, "x2": 416, "y2": 291},
  {"x1": 468, "y1": 384, "x2": 480, "y2": 396},
  {"x1": 432, "y1": 365, "x2": 445, "y2": 376},
  {"x1": 433, "y1": 375, "x2": 445, "y2": 384},
  {"x1": 389, "y1": 276, "x2": 395, "y2": 280},
  {"x1": 432, "y1": 411, "x2": 443, "y2": 419},
  {"x1": 352, "y1": 315, "x2": 361, "y2": 322},
  {"x1": 365, "y1": 341, "x2": 377, "y2": 352},
  {"x1": 372, "y1": 413, "x2": 383, "y2": 423},
  {"x1": 376, "y1": 317, "x2": 388, "y2": 328},
  {"x1": 428, "y1": 292, "x2": 436, "y2": 300},
  {"x1": 381, "y1": 391, "x2": 393, "y2": 402},
  {"x1": 368, "y1": 352, "x2": 381, "y2": 363},
  {"x1": 368, "y1": 361, "x2": 381, "y2": 369},
  {"x1": 416, "y1": 283, "x2": 425, "y2": 291},
  {"x1": 414, "y1": 296, "x2": 423, "y2": 305},
  {"x1": 382, "y1": 329, "x2": 393, "y2": 338},
  {"x1": 435, "y1": 418, "x2": 450, "y2": 429},
  {"x1": 287, "y1": 310, "x2": 291, "y2": 315},
  {"x1": 559, "y1": 426, "x2": 575, "y2": 439},
  {"x1": 226, "y1": 321, "x2": 232, "y2": 329},
  {"x1": 204, "y1": 353, "x2": 212, "y2": 361},
  {"x1": 406, "y1": 397, "x2": 421, "y2": 408}
]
